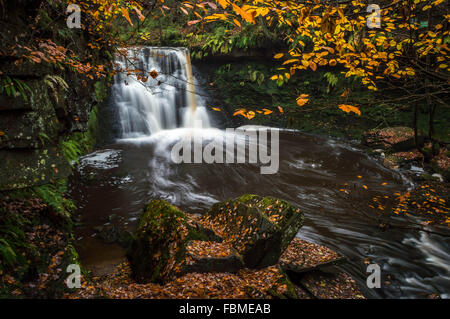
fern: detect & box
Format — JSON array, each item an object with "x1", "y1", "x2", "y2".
[
  {"x1": 44, "y1": 75, "x2": 68, "y2": 103},
  {"x1": 323, "y1": 72, "x2": 339, "y2": 93},
  {"x1": 0, "y1": 77, "x2": 32, "y2": 101},
  {"x1": 0, "y1": 239, "x2": 17, "y2": 269},
  {"x1": 60, "y1": 139, "x2": 83, "y2": 165}
]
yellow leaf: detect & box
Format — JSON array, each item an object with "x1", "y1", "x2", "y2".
[
  {"x1": 262, "y1": 108, "x2": 273, "y2": 115},
  {"x1": 277, "y1": 106, "x2": 284, "y2": 113},
  {"x1": 217, "y1": 0, "x2": 228, "y2": 9},
  {"x1": 233, "y1": 19, "x2": 241, "y2": 27},
  {"x1": 274, "y1": 53, "x2": 284, "y2": 59},
  {"x1": 212, "y1": 107, "x2": 222, "y2": 112},
  {"x1": 246, "y1": 111, "x2": 255, "y2": 119}
]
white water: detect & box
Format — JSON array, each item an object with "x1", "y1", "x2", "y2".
[{"x1": 112, "y1": 47, "x2": 211, "y2": 138}]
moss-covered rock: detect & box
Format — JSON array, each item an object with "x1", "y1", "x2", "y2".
[
  {"x1": 126, "y1": 200, "x2": 220, "y2": 283},
  {"x1": 201, "y1": 194, "x2": 304, "y2": 268}
]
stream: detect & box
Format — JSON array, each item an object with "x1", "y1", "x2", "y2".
[{"x1": 69, "y1": 47, "x2": 450, "y2": 299}]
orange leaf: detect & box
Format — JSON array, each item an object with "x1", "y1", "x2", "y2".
[
  {"x1": 121, "y1": 8, "x2": 133, "y2": 26},
  {"x1": 180, "y1": 7, "x2": 189, "y2": 15},
  {"x1": 188, "y1": 20, "x2": 201, "y2": 26},
  {"x1": 132, "y1": 6, "x2": 145, "y2": 22},
  {"x1": 246, "y1": 111, "x2": 255, "y2": 119},
  {"x1": 296, "y1": 98, "x2": 309, "y2": 107},
  {"x1": 149, "y1": 70, "x2": 158, "y2": 79},
  {"x1": 338, "y1": 104, "x2": 361, "y2": 116},
  {"x1": 212, "y1": 107, "x2": 222, "y2": 112},
  {"x1": 277, "y1": 106, "x2": 284, "y2": 113},
  {"x1": 233, "y1": 109, "x2": 246, "y2": 117}
]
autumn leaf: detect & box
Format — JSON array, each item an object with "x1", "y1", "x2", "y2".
[
  {"x1": 277, "y1": 106, "x2": 284, "y2": 113},
  {"x1": 246, "y1": 111, "x2": 256, "y2": 119},
  {"x1": 338, "y1": 104, "x2": 361, "y2": 116},
  {"x1": 121, "y1": 8, "x2": 133, "y2": 26},
  {"x1": 262, "y1": 108, "x2": 273, "y2": 115},
  {"x1": 149, "y1": 70, "x2": 158, "y2": 79},
  {"x1": 180, "y1": 7, "x2": 189, "y2": 15},
  {"x1": 274, "y1": 53, "x2": 284, "y2": 59},
  {"x1": 217, "y1": 0, "x2": 229, "y2": 9},
  {"x1": 341, "y1": 89, "x2": 350, "y2": 97},
  {"x1": 233, "y1": 109, "x2": 246, "y2": 117},
  {"x1": 188, "y1": 20, "x2": 201, "y2": 26},
  {"x1": 212, "y1": 107, "x2": 222, "y2": 112},
  {"x1": 296, "y1": 94, "x2": 309, "y2": 107},
  {"x1": 132, "y1": 6, "x2": 145, "y2": 22}
]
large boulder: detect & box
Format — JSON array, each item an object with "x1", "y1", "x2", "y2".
[
  {"x1": 200, "y1": 194, "x2": 304, "y2": 268},
  {"x1": 126, "y1": 200, "x2": 220, "y2": 283}
]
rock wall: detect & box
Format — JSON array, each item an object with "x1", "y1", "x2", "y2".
[{"x1": 0, "y1": 1, "x2": 111, "y2": 191}]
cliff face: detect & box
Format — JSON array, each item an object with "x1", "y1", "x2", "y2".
[{"x1": 0, "y1": 1, "x2": 111, "y2": 191}]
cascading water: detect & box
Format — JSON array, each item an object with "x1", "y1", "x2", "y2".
[
  {"x1": 112, "y1": 47, "x2": 210, "y2": 138},
  {"x1": 71, "y1": 46, "x2": 450, "y2": 298}
]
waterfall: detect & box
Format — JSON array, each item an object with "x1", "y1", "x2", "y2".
[{"x1": 112, "y1": 47, "x2": 210, "y2": 139}]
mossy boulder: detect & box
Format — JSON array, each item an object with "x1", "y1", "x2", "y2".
[
  {"x1": 201, "y1": 194, "x2": 304, "y2": 268},
  {"x1": 126, "y1": 200, "x2": 220, "y2": 283}
]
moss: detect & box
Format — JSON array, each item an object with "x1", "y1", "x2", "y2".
[
  {"x1": 267, "y1": 268, "x2": 299, "y2": 299},
  {"x1": 0, "y1": 183, "x2": 81, "y2": 298}
]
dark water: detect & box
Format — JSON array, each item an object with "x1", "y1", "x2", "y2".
[{"x1": 70, "y1": 127, "x2": 450, "y2": 299}]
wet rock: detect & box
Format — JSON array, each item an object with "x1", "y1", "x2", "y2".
[
  {"x1": 94, "y1": 224, "x2": 123, "y2": 244},
  {"x1": 279, "y1": 238, "x2": 345, "y2": 273},
  {"x1": 200, "y1": 194, "x2": 304, "y2": 268},
  {"x1": 300, "y1": 271, "x2": 365, "y2": 299},
  {"x1": 265, "y1": 266, "x2": 299, "y2": 299},
  {"x1": 180, "y1": 240, "x2": 244, "y2": 275},
  {"x1": 126, "y1": 200, "x2": 221, "y2": 283},
  {"x1": 0, "y1": 146, "x2": 72, "y2": 191},
  {"x1": 363, "y1": 127, "x2": 422, "y2": 152}
]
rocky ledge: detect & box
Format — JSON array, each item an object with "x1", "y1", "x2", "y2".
[{"x1": 82, "y1": 195, "x2": 366, "y2": 299}]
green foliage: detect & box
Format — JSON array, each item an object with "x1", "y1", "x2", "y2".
[
  {"x1": 187, "y1": 24, "x2": 265, "y2": 59},
  {"x1": 323, "y1": 72, "x2": 338, "y2": 93},
  {"x1": 0, "y1": 207, "x2": 29, "y2": 274},
  {"x1": 33, "y1": 179, "x2": 76, "y2": 216},
  {"x1": 0, "y1": 76, "x2": 32, "y2": 102},
  {"x1": 60, "y1": 138, "x2": 83, "y2": 166},
  {"x1": 59, "y1": 105, "x2": 98, "y2": 166}
]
